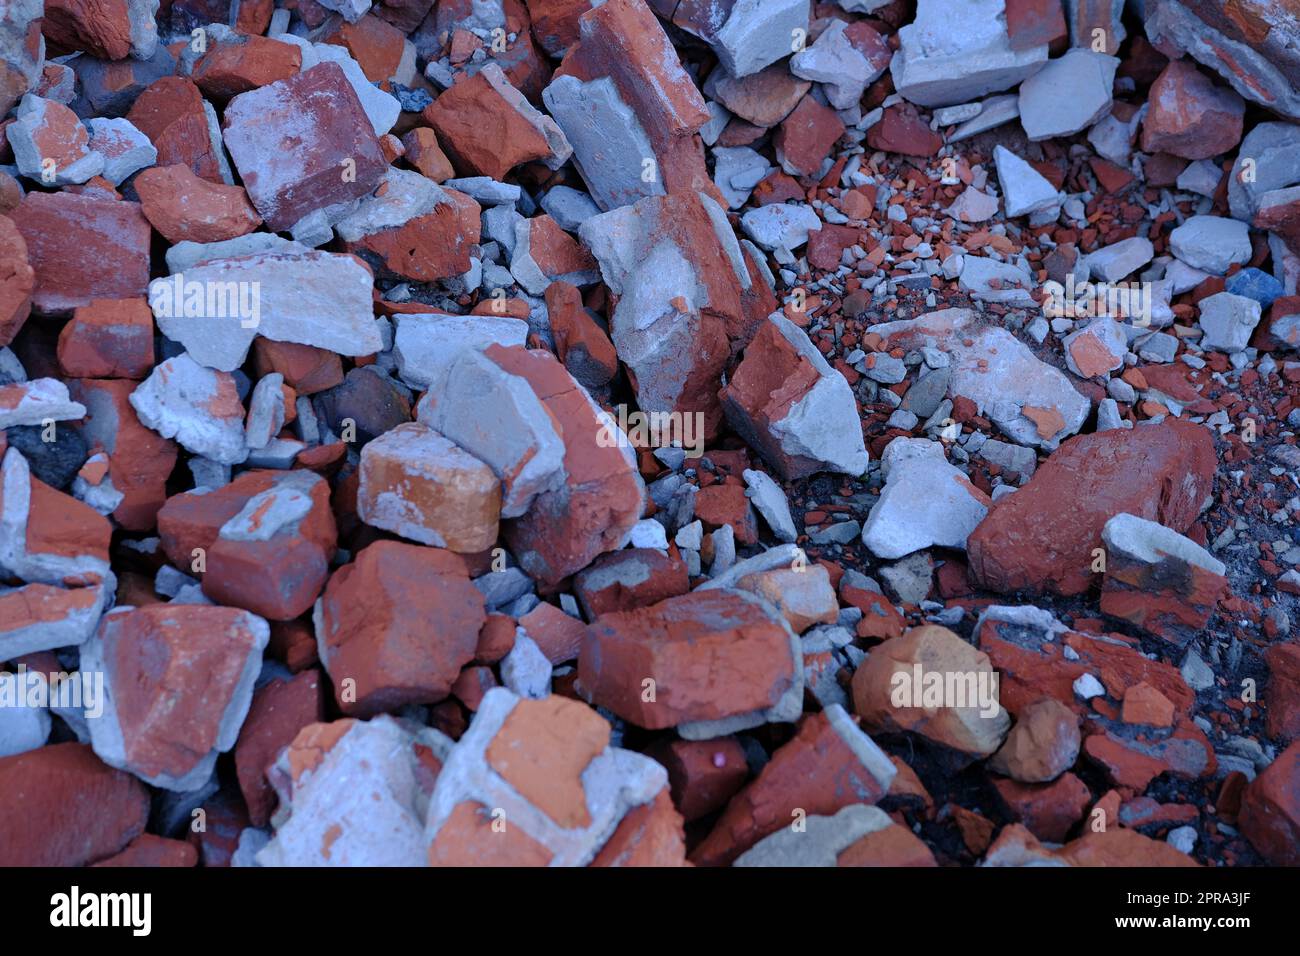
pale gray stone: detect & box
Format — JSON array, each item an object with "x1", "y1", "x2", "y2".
[
  {"x1": 501, "y1": 633, "x2": 551, "y2": 700},
  {"x1": 543, "y1": 74, "x2": 663, "y2": 212},
  {"x1": 743, "y1": 468, "x2": 797, "y2": 543},
  {"x1": 1197, "y1": 292, "x2": 1261, "y2": 353},
  {"x1": 993, "y1": 145, "x2": 1059, "y2": 217},
  {"x1": 891, "y1": 0, "x2": 1047, "y2": 108},
  {"x1": 130, "y1": 355, "x2": 248, "y2": 464},
  {"x1": 1086, "y1": 236, "x2": 1154, "y2": 282},
  {"x1": 1169, "y1": 215, "x2": 1252, "y2": 275},
  {"x1": 712, "y1": 0, "x2": 810, "y2": 79},
  {"x1": 862, "y1": 438, "x2": 988, "y2": 559},
  {"x1": 1018, "y1": 50, "x2": 1118, "y2": 141},
  {"x1": 86, "y1": 116, "x2": 155, "y2": 185},
  {"x1": 790, "y1": 17, "x2": 883, "y2": 110}
]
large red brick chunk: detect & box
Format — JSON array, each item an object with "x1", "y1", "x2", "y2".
[
  {"x1": 967, "y1": 419, "x2": 1215, "y2": 595},
  {"x1": 0, "y1": 743, "x2": 149, "y2": 866},
  {"x1": 13, "y1": 192, "x2": 150, "y2": 315},
  {"x1": 315, "y1": 541, "x2": 487, "y2": 717},
  {"x1": 221, "y1": 62, "x2": 387, "y2": 231}
]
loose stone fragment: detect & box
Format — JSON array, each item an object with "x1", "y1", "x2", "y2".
[
  {"x1": 81, "y1": 605, "x2": 269, "y2": 791},
  {"x1": 357, "y1": 422, "x2": 501, "y2": 553}
]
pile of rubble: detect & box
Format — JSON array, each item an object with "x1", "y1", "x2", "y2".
[{"x1": 1, "y1": 0, "x2": 1297, "y2": 868}]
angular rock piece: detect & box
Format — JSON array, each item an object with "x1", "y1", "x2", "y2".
[
  {"x1": 81, "y1": 604, "x2": 269, "y2": 791},
  {"x1": 743, "y1": 468, "x2": 797, "y2": 543},
  {"x1": 234, "y1": 670, "x2": 325, "y2": 827},
  {"x1": 202, "y1": 471, "x2": 337, "y2": 621},
  {"x1": 866, "y1": 102, "x2": 945, "y2": 157},
  {"x1": 722, "y1": 314, "x2": 869, "y2": 480},
  {"x1": 543, "y1": 0, "x2": 713, "y2": 212},
  {"x1": 425, "y1": 689, "x2": 681, "y2": 866},
  {"x1": 0, "y1": 447, "x2": 112, "y2": 599},
  {"x1": 14, "y1": 191, "x2": 151, "y2": 315},
  {"x1": 0, "y1": 583, "x2": 107, "y2": 667},
  {"x1": 545, "y1": 280, "x2": 618, "y2": 389},
  {"x1": 0, "y1": 671, "x2": 51, "y2": 757},
  {"x1": 486, "y1": 347, "x2": 645, "y2": 588},
  {"x1": 312, "y1": 366, "x2": 410, "y2": 447},
  {"x1": 315, "y1": 541, "x2": 486, "y2": 716},
  {"x1": 990, "y1": 772, "x2": 1090, "y2": 843},
  {"x1": 701, "y1": 0, "x2": 810, "y2": 80},
  {"x1": 126, "y1": 76, "x2": 229, "y2": 184},
  {"x1": 528, "y1": 0, "x2": 597, "y2": 58},
  {"x1": 790, "y1": 18, "x2": 890, "y2": 111},
  {"x1": 572, "y1": 548, "x2": 690, "y2": 619},
  {"x1": 57, "y1": 297, "x2": 153, "y2": 380},
  {"x1": 151, "y1": 250, "x2": 380, "y2": 372},
  {"x1": 335, "y1": 170, "x2": 481, "y2": 283},
  {"x1": 134, "y1": 164, "x2": 261, "y2": 244},
  {"x1": 774, "y1": 95, "x2": 845, "y2": 179},
  {"x1": 424, "y1": 63, "x2": 570, "y2": 179},
  {"x1": 1099, "y1": 513, "x2": 1228, "y2": 645},
  {"x1": 192, "y1": 35, "x2": 303, "y2": 100},
  {"x1": 579, "y1": 192, "x2": 771, "y2": 436},
  {"x1": 401, "y1": 127, "x2": 453, "y2": 182},
  {"x1": 1145, "y1": 0, "x2": 1300, "y2": 122},
  {"x1": 741, "y1": 203, "x2": 822, "y2": 254},
  {"x1": 1169, "y1": 216, "x2": 1251, "y2": 275},
  {"x1": 0, "y1": 377, "x2": 85, "y2": 429},
  {"x1": 707, "y1": 62, "x2": 809, "y2": 129},
  {"x1": 1062, "y1": 317, "x2": 1126, "y2": 378},
  {"x1": 221, "y1": 62, "x2": 387, "y2": 232},
  {"x1": 130, "y1": 354, "x2": 247, "y2": 465},
  {"x1": 947, "y1": 185, "x2": 1000, "y2": 223},
  {"x1": 985, "y1": 823, "x2": 1197, "y2": 867},
  {"x1": 966, "y1": 418, "x2": 1215, "y2": 595},
  {"x1": 1264, "y1": 643, "x2": 1300, "y2": 740},
  {"x1": 6, "y1": 94, "x2": 104, "y2": 185},
  {"x1": 0, "y1": 215, "x2": 35, "y2": 347},
  {"x1": 852, "y1": 624, "x2": 1010, "y2": 764},
  {"x1": 869, "y1": 309, "x2": 1089, "y2": 448},
  {"x1": 0, "y1": 743, "x2": 149, "y2": 867},
  {"x1": 155, "y1": 469, "x2": 315, "y2": 568},
  {"x1": 1018, "y1": 50, "x2": 1118, "y2": 141},
  {"x1": 1197, "y1": 292, "x2": 1262, "y2": 353},
  {"x1": 890, "y1": 0, "x2": 1048, "y2": 108},
  {"x1": 43, "y1": 0, "x2": 158, "y2": 61},
  {"x1": 1239, "y1": 741, "x2": 1300, "y2": 866},
  {"x1": 579, "y1": 589, "x2": 802, "y2": 735},
  {"x1": 1085, "y1": 236, "x2": 1154, "y2": 282},
  {"x1": 994, "y1": 144, "x2": 1059, "y2": 218},
  {"x1": 0, "y1": 0, "x2": 43, "y2": 118},
  {"x1": 395, "y1": 312, "x2": 528, "y2": 393},
  {"x1": 690, "y1": 705, "x2": 895, "y2": 866},
  {"x1": 1141, "y1": 59, "x2": 1244, "y2": 160},
  {"x1": 1062, "y1": 0, "x2": 1124, "y2": 54},
  {"x1": 862, "y1": 438, "x2": 990, "y2": 559},
  {"x1": 1228, "y1": 124, "x2": 1300, "y2": 231},
  {"x1": 736, "y1": 803, "x2": 934, "y2": 867},
  {"x1": 256, "y1": 717, "x2": 443, "y2": 866},
  {"x1": 511, "y1": 215, "x2": 599, "y2": 295},
  {"x1": 67, "y1": 377, "x2": 177, "y2": 531},
  {"x1": 357, "y1": 422, "x2": 501, "y2": 553},
  {"x1": 253, "y1": 339, "x2": 343, "y2": 397},
  {"x1": 646, "y1": 736, "x2": 748, "y2": 823},
  {"x1": 734, "y1": 565, "x2": 837, "y2": 634},
  {"x1": 1004, "y1": 0, "x2": 1067, "y2": 49},
  {"x1": 987, "y1": 698, "x2": 1081, "y2": 783}
]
